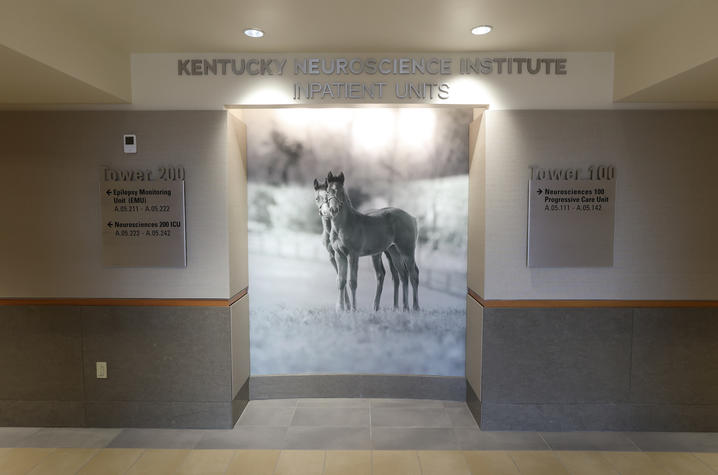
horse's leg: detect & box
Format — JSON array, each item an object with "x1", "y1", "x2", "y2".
[
  {"x1": 386, "y1": 246, "x2": 409, "y2": 311},
  {"x1": 331, "y1": 251, "x2": 350, "y2": 308},
  {"x1": 406, "y1": 255, "x2": 420, "y2": 311},
  {"x1": 327, "y1": 247, "x2": 338, "y2": 273},
  {"x1": 335, "y1": 252, "x2": 348, "y2": 311},
  {"x1": 371, "y1": 254, "x2": 385, "y2": 311},
  {"x1": 348, "y1": 254, "x2": 359, "y2": 311},
  {"x1": 384, "y1": 250, "x2": 400, "y2": 310},
  {"x1": 322, "y1": 221, "x2": 337, "y2": 273}
]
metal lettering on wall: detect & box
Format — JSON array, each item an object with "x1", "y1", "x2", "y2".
[
  {"x1": 101, "y1": 181, "x2": 186, "y2": 267},
  {"x1": 175, "y1": 55, "x2": 568, "y2": 102},
  {"x1": 528, "y1": 166, "x2": 616, "y2": 267}
]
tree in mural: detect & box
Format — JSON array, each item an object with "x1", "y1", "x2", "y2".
[{"x1": 268, "y1": 130, "x2": 304, "y2": 185}]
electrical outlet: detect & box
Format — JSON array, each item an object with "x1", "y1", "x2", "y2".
[{"x1": 96, "y1": 361, "x2": 108, "y2": 379}]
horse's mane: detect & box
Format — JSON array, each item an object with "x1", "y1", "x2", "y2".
[{"x1": 327, "y1": 172, "x2": 354, "y2": 209}]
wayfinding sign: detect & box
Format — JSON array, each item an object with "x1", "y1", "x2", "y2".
[
  {"x1": 100, "y1": 178, "x2": 186, "y2": 267},
  {"x1": 527, "y1": 166, "x2": 616, "y2": 267}
]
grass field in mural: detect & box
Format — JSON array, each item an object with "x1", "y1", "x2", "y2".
[{"x1": 245, "y1": 108, "x2": 470, "y2": 376}]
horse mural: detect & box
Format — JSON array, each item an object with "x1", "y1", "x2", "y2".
[
  {"x1": 324, "y1": 171, "x2": 420, "y2": 312},
  {"x1": 314, "y1": 177, "x2": 401, "y2": 311}
]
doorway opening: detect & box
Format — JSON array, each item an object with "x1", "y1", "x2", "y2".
[{"x1": 230, "y1": 106, "x2": 484, "y2": 381}]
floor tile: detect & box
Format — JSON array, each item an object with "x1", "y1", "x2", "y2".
[
  {"x1": 509, "y1": 451, "x2": 570, "y2": 475},
  {"x1": 670, "y1": 433, "x2": 718, "y2": 452},
  {"x1": 226, "y1": 450, "x2": 280, "y2": 475},
  {"x1": 248, "y1": 399, "x2": 298, "y2": 408},
  {"x1": 447, "y1": 407, "x2": 479, "y2": 428},
  {"x1": 76, "y1": 448, "x2": 143, "y2": 475},
  {"x1": 196, "y1": 427, "x2": 286, "y2": 449},
  {"x1": 454, "y1": 429, "x2": 549, "y2": 450},
  {"x1": 418, "y1": 450, "x2": 470, "y2": 475},
  {"x1": 693, "y1": 452, "x2": 718, "y2": 470},
  {"x1": 237, "y1": 406, "x2": 295, "y2": 427},
  {"x1": 372, "y1": 407, "x2": 451, "y2": 427},
  {"x1": 646, "y1": 452, "x2": 716, "y2": 475},
  {"x1": 556, "y1": 451, "x2": 619, "y2": 475},
  {"x1": 600, "y1": 451, "x2": 672, "y2": 475},
  {"x1": 324, "y1": 450, "x2": 371, "y2": 475},
  {"x1": 125, "y1": 449, "x2": 190, "y2": 475},
  {"x1": 371, "y1": 398, "x2": 445, "y2": 408},
  {"x1": 176, "y1": 449, "x2": 235, "y2": 475},
  {"x1": 274, "y1": 450, "x2": 325, "y2": 475},
  {"x1": 18, "y1": 428, "x2": 120, "y2": 449},
  {"x1": 28, "y1": 448, "x2": 98, "y2": 475},
  {"x1": 540, "y1": 431, "x2": 639, "y2": 451},
  {"x1": 0, "y1": 428, "x2": 41, "y2": 447},
  {"x1": 462, "y1": 450, "x2": 521, "y2": 474},
  {"x1": 372, "y1": 450, "x2": 421, "y2": 475},
  {"x1": 445, "y1": 401, "x2": 470, "y2": 408},
  {"x1": 107, "y1": 429, "x2": 205, "y2": 449},
  {"x1": 372, "y1": 427, "x2": 458, "y2": 450},
  {"x1": 297, "y1": 398, "x2": 371, "y2": 408},
  {"x1": 0, "y1": 448, "x2": 54, "y2": 475},
  {"x1": 284, "y1": 427, "x2": 372, "y2": 449},
  {"x1": 291, "y1": 407, "x2": 370, "y2": 427},
  {"x1": 627, "y1": 432, "x2": 718, "y2": 452}
]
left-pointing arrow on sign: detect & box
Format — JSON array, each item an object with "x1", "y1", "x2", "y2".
[
  {"x1": 106, "y1": 189, "x2": 111, "y2": 196},
  {"x1": 107, "y1": 222, "x2": 113, "y2": 228}
]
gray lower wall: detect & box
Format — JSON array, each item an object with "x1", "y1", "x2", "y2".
[
  {"x1": 471, "y1": 304, "x2": 718, "y2": 431},
  {"x1": 250, "y1": 374, "x2": 466, "y2": 401},
  {"x1": 0, "y1": 302, "x2": 249, "y2": 429}
]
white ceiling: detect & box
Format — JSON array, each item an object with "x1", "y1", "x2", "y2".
[
  {"x1": 60, "y1": 0, "x2": 678, "y2": 53},
  {"x1": 1, "y1": 0, "x2": 717, "y2": 104}
]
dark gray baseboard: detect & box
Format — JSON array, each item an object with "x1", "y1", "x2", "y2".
[
  {"x1": 479, "y1": 402, "x2": 718, "y2": 432},
  {"x1": 250, "y1": 374, "x2": 466, "y2": 401},
  {"x1": 85, "y1": 401, "x2": 235, "y2": 429},
  {"x1": 0, "y1": 401, "x2": 86, "y2": 427}
]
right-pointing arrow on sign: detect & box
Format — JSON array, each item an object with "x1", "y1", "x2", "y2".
[{"x1": 537, "y1": 188, "x2": 543, "y2": 195}]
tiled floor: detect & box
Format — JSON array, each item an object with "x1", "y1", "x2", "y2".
[
  {"x1": 1, "y1": 448, "x2": 718, "y2": 474},
  {"x1": 1, "y1": 398, "x2": 718, "y2": 473}
]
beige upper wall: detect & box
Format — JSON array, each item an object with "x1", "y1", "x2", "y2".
[
  {"x1": 0, "y1": 1, "x2": 131, "y2": 103},
  {"x1": 0, "y1": 46, "x2": 125, "y2": 104},
  {"x1": 620, "y1": 56, "x2": 718, "y2": 103},
  {"x1": 467, "y1": 111, "x2": 486, "y2": 296},
  {"x1": 0, "y1": 111, "x2": 231, "y2": 298},
  {"x1": 614, "y1": 1, "x2": 718, "y2": 102},
  {"x1": 227, "y1": 111, "x2": 250, "y2": 295},
  {"x1": 483, "y1": 110, "x2": 718, "y2": 300}
]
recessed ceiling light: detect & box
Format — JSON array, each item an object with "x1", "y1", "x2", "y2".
[
  {"x1": 244, "y1": 28, "x2": 264, "y2": 38},
  {"x1": 471, "y1": 25, "x2": 493, "y2": 36}
]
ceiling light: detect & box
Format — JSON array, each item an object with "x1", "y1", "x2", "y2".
[
  {"x1": 471, "y1": 25, "x2": 493, "y2": 36},
  {"x1": 244, "y1": 28, "x2": 264, "y2": 38}
]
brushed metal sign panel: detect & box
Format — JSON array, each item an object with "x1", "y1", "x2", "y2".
[
  {"x1": 528, "y1": 179, "x2": 615, "y2": 267},
  {"x1": 101, "y1": 181, "x2": 186, "y2": 267}
]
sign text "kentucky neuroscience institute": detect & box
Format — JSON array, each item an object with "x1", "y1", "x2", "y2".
[{"x1": 176, "y1": 56, "x2": 568, "y2": 101}]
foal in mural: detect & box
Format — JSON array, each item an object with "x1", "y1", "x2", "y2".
[
  {"x1": 314, "y1": 177, "x2": 401, "y2": 311},
  {"x1": 324, "y1": 171, "x2": 420, "y2": 312},
  {"x1": 314, "y1": 178, "x2": 347, "y2": 306}
]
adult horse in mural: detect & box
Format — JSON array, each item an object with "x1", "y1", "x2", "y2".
[
  {"x1": 325, "y1": 171, "x2": 420, "y2": 312},
  {"x1": 314, "y1": 177, "x2": 401, "y2": 311}
]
